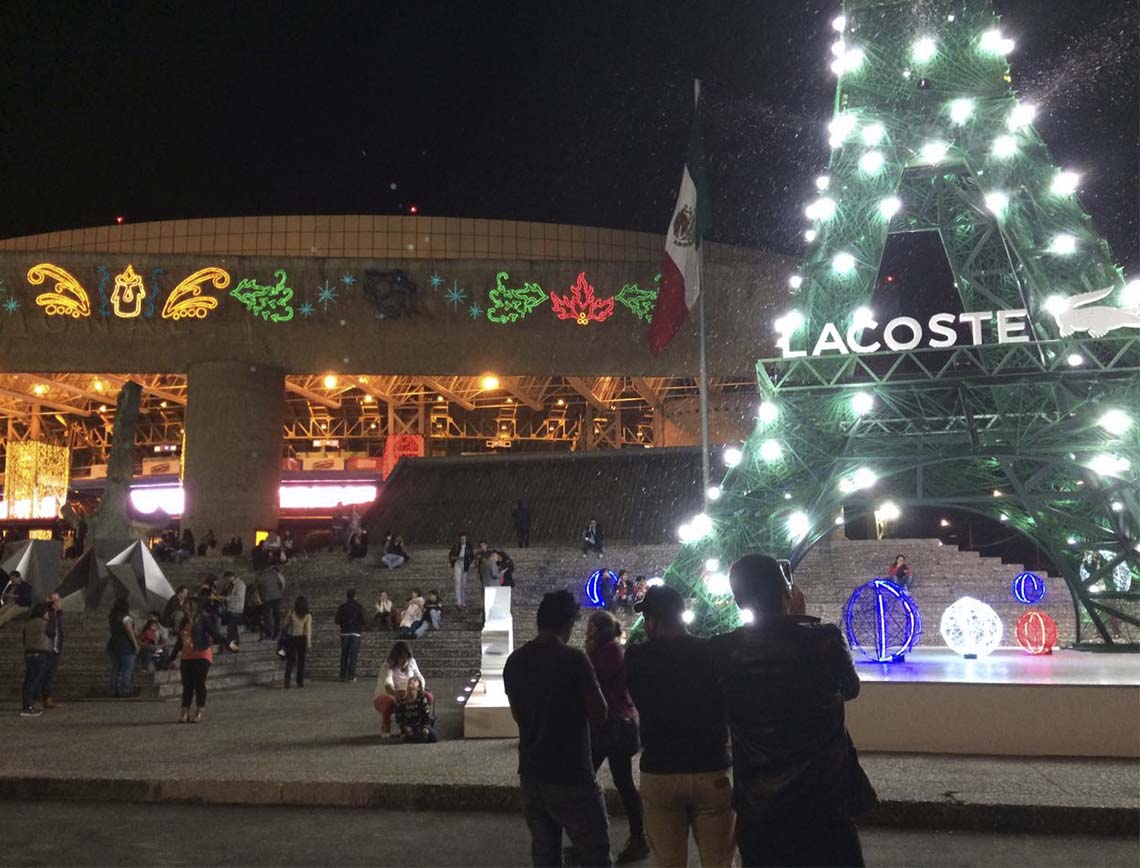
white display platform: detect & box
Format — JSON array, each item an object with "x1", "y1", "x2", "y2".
[
  {"x1": 464, "y1": 645, "x2": 1139, "y2": 756},
  {"x1": 464, "y1": 586, "x2": 519, "y2": 738}
]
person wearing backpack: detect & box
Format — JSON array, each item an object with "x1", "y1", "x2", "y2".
[{"x1": 178, "y1": 591, "x2": 226, "y2": 723}]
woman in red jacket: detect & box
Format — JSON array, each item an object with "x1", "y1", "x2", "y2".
[{"x1": 177, "y1": 592, "x2": 226, "y2": 723}]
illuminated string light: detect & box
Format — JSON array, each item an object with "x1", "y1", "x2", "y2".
[
  {"x1": 912, "y1": 37, "x2": 937, "y2": 63},
  {"x1": 805, "y1": 197, "x2": 837, "y2": 221},
  {"x1": 991, "y1": 135, "x2": 1018, "y2": 159},
  {"x1": 949, "y1": 98, "x2": 974, "y2": 124},
  {"x1": 110, "y1": 264, "x2": 146, "y2": 318},
  {"x1": 859, "y1": 150, "x2": 885, "y2": 174},
  {"x1": 985, "y1": 191, "x2": 1009, "y2": 215},
  {"x1": 1098, "y1": 409, "x2": 1133, "y2": 435},
  {"x1": 862, "y1": 123, "x2": 886, "y2": 146},
  {"x1": 1049, "y1": 234, "x2": 1077, "y2": 255},
  {"x1": 231, "y1": 269, "x2": 295, "y2": 322},
  {"x1": 757, "y1": 401, "x2": 778, "y2": 424},
  {"x1": 879, "y1": 196, "x2": 902, "y2": 219},
  {"x1": 850, "y1": 392, "x2": 874, "y2": 415},
  {"x1": 920, "y1": 141, "x2": 948, "y2": 164},
  {"x1": 759, "y1": 439, "x2": 783, "y2": 462},
  {"x1": 1051, "y1": 171, "x2": 1080, "y2": 196},
  {"x1": 28, "y1": 263, "x2": 92, "y2": 318},
  {"x1": 161, "y1": 267, "x2": 230, "y2": 320},
  {"x1": 1008, "y1": 103, "x2": 1037, "y2": 130},
  {"x1": 832, "y1": 252, "x2": 857, "y2": 275}
]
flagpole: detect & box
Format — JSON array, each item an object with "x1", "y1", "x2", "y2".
[{"x1": 694, "y1": 78, "x2": 711, "y2": 508}]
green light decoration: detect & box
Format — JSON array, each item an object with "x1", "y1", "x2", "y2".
[
  {"x1": 231, "y1": 269, "x2": 295, "y2": 323},
  {"x1": 650, "y1": 0, "x2": 1140, "y2": 647},
  {"x1": 485, "y1": 271, "x2": 547, "y2": 324},
  {"x1": 615, "y1": 274, "x2": 661, "y2": 323}
]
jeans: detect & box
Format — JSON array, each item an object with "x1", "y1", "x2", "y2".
[
  {"x1": 736, "y1": 819, "x2": 864, "y2": 868},
  {"x1": 262, "y1": 599, "x2": 281, "y2": 639},
  {"x1": 519, "y1": 776, "x2": 612, "y2": 868},
  {"x1": 339, "y1": 635, "x2": 361, "y2": 680},
  {"x1": 453, "y1": 563, "x2": 468, "y2": 607},
  {"x1": 22, "y1": 652, "x2": 49, "y2": 709},
  {"x1": 109, "y1": 651, "x2": 136, "y2": 696},
  {"x1": 640, "y1": 770, "x2": 736, "y2": 868},
  {"x1": 41, "y1": 653, "x2": 60, "y2": 701},
  {"x1": 374, "y1": 691, "x2": 434, "y2": 730},
  {"x1": 593, "y1": 746, "x2": 644, "y2": 839},
  {"x1": 381, "y1": 553, "x2": 406, "y2": 569},
  {"x1": 180, "y1": 658, "x2": 211, "y2": 708},
  {"x1": 284, "y1": 636, "x2": 307, "y2": 686},
  {"x1": 225, "y1": 613, "x2": 242, "y2": 646}
]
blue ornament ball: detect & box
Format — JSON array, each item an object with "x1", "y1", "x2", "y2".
[
  {"x1": 1011, "y1": 571, "x2": 1046, "y2": 605},
  {"x1": 584, "y1": 568, "x2": 617, "y2": 607},
  {"x1": 844, "y1": 579, "x2": 922, "y2": 663}
]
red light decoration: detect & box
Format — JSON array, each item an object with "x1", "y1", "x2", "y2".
[
  {"x1": 1015, "y1": 610, "x2": 1058, "y2": 655},
  {"x1": 409, "y1": 205, "x2": 418, "y2": 214},
  {"x1": 550, "y1": 272, "x2": 615, "y2": 325},
  {"x1": 115, "y1": 216, "x2": 125, "y2": 225}
]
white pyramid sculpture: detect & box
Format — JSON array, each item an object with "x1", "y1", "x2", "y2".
[
  {"x1": 106, "y1": 540, "x2": 176, "y2": 611},
  {"x1": 1, "y1": 539, "x2": 64, "y2": 603}
]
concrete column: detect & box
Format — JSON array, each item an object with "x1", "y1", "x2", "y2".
[{"x1": 182, "y1": 362, "x2": 283, "y2": 547}]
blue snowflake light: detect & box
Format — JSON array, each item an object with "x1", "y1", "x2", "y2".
[
  {"x1": 468, "y1": 302, "x2": 484, "y2": 320},
  {"x1": 428, "y1": 273, "x2": 444, "y2": 289},
  {"x1": 844, "y1": 579, "x2": 922, "y2": 663},
  {"x1": 340, "y1": 273, "x2": 357, "y2": 288},
  {"x1": 446, "y1": 281, "x2": 466, "y2": 310},
  {"x1": 316, "y1": 280, "x2": 338, "y2": 310},
  {"x1": 298, "y1": 301, "x2": 315, "y2": 318},
  {"x1": 4, "y1": 297, "x2": 20, "y2": 315}
]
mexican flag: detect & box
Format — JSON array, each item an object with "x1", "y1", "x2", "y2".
[{"x1": 649, "y1": 81, "x2": 709, "y2": 353}]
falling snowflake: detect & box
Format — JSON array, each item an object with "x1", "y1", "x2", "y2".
[
  {"x1": 316, "y1": 280, "x2": 339, "y2": 310},
  {"x1": 340, "y1": 273, "x2": 357, "y2": 288},
  {"x1": 299, "y1": 301, "x2": 315, "y2": 318},
  {"x1": 468, "y1": 302, "x2": 484, "y2": 320},
  {"x1": 446, "y1": 281, "x2": 466, "y2": 310},
  {"x1": 429, "y1": 273, "x2": 444, "y2": 289},
  {"x1": 4, "y1": 297, "x2": 20, "y2": 315}
]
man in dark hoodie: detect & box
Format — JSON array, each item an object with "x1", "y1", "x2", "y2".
[{"x1": 335, "y1": 588, "x2": 367, "y2": 682}]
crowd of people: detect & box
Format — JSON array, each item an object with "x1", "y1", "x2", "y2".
[{"x1": 504, "y1": 554, "x2": 876, "y2": 868}]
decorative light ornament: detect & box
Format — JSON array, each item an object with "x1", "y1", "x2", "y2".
[
  {"x1": 705, "y1": 572, "x2": 731, "y2": 596},
  {"x1": 852, "y1": 306, "x2": 875, "y2": 328},
  {"x1": 850, "y1": 392, "x2": 874, "y2": 415},
  {"x1": 830, "y1": 46, "x2": 865, "y2": 75},
  {"x1": 1111, "y1": 501, "x2": 1124, "y2": 512},
  {"x1": 879, "y1": 196, "x2": 902, "y2": 219},
  {"x1": 774, "y1": 310, "x2": 805, "y2": 335},
  {"x1": 739, "y1": 608, "x2": 756, "y2": 625},
  {"x1": 1051, "y1": 171, "x2": 1080, "y2": 196},
  {"x1": 1015, "y1": 611, "x2": 1058, "y2": 656},
  {"x1": 980, "y1": 28, "x2": 1015, "y2": 55},
  {"x1": 584, "y1": 568, "x2": 618, "y2": 607},
  {"x1": 787, "y1": 511, "x2": 811, "y2": 541},
  {"x1": 706, "y1": 485, "x2": 721, "y2": 502},
  {"x1": 816, "y1": 175, "x2": 831, "y2": 191},
  {"x1": 830, "y1": 39, "x2": 846, "y2": 58},
  {"x1": 1043, "y1": 294, "x2": 1070, "y2": 316},
  {"x1": 1088, "y1": 453, "x2": 1130, "y2": 478},
  {"x1": 828, "y1": 113, "x2": 858, "y2": 144},
  {"x1": 1122, "y1": 280, "x2": 1140, "y2": 307},
  {"x1": 704, "y1": 558, "x2": 720, "y2": 572},
  {"x1": 1066, "y1": 353, "x2": 1085, "y2": 367},
  {"x1": 940, "y1": 597, "x2": 1003, "y2": 658},
  {"x1": 911, "y1": 37, "x2": 937, "y2": 63},
  {"x1": 984, "y1": 191, "x2": 1009, "y2": 215},
  {"x1": 991, "y1": 135, "x2": 1018, "y2": 159},
  {"x1": 832, "y1": 15, "x2": 846, "y2": 32},
  {"x1": 805, "y1": 197, "x2": 837, "y2": 221},
  {"x1": 322, "y1": 374, "x2": 338, "y2": 389},
  {"x1": 788, "y1": 274, "x2": 804, "y2": 290},
  {"x1": 875, "y1": 501, "x2": 901, "y2": 522},
  {"x1": 1098, "y1": 409, "x2": 1133, "y2": 435},
  {"x1": 1011, "y1": 572, "x2": 1046, "y2": 605},
  {"x1": 861, "y1": 123, "x2": 885, "y2": 146},
  {"x1": 1049, "y1": 234, "x2": 1077, "y2": 255},
  {"x1": 920, "y1": 141, "x2": 948, "y2": 164},
  {"x1": 832, "y1": 252, "x2": 857, "y2": 275},
  {"x1": 759, "y1": 439, "x2": 783, "y2": 462},
  {"x1": 1008, "y1": 103, "x2": 1038, "y2": 130},
  {"x1": 757, "y1": 401, "x2": 779, "y2": 424},
  {"x1": 949, "y1": 98, "x2": 975, "y2": 125},
  {"x1": 859, "y1": 150, "x2": 885, "y2": 174},
  {"x1": 844, "y1": 579, "x2": 923, "y2": 663},
  {"x1": 688, "y1": 512, "x2": 713, "y2": 540},
  {"x1": 722, "y1": 446, "x2": 743, "y2": 468},
  {"x1": 804, "y1": 229, "x2": 818, "y2": 242},
  {"x1": 852, "y1": 466, "x2": 878, "y2": 489}
]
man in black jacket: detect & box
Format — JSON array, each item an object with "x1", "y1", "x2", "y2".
[
  {"x1": 40, "y1": 592, "x2": 65, "y2": 709},
  {"x1": 335, "y1": 588, "x2": 367, "y2": 682},
  {"x1": 710, "y1": 554, "x2": 876, "y2": 868}
]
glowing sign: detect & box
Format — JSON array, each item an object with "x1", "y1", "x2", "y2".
[
  {"x1": 28, "y1": 263, "x2": 92, "y2": 318},
  {"x1": 486, "y1": 271, "x2": 547, "y2": 324},
  {"x1": 111, "y1": 264, "x2": 146, "y2": 318},
  {"x1": 128, "y1": 482, "x2": 378, "y2": 515},
  {"x1": 231, "y1": 269, "x2": 295, "y2": 322},
  {"x1": 162, "y1": 267, "x2": 231, "y2": 320},
  {"x1": 614, "y1": 276, "x2": 660, "y2": 323},
  {"x1": 550, "y1": 272, "x2": 614, "y2": 325}
]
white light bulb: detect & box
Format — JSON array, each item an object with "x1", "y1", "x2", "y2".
[
  {"x1": 805, "y1": 197, "x2": 837, "y2": 221},
  {"x1": 852, "y1": 466, "x2": 878, "y2": 489},
  {"x1": 949, "y1": 98, "x2": 975, "y2": 125},
  {"x1": 1066, "y1": 353, "x2": 1085, "y2": 367},
  {"x1": 722, "y1": 446, "x2": 743, "y2": 468},
  {"x1": 705, "y1": 558, "x2": 721, "y2": 572},
  {"x1": 1089, "y1": 453, "x2": 1131, "y2": 478},
  {"x1": 706, "y1": 572, "x2": 731, "y2": 596},
  {"x1": 774, "y1": 310, "x2": 805, "y2": 335},
  {"x1": 834, "y1": 515, "x2": 846, "y2": 526},
  {"x1": 875, "y1": 500, "x2": 901, "y2": 521},
  {"x1": 831, "y1": 39, "x2": 847, "y2": 58},
  {"x1": 816, "y1": 175, "x2": 831, "y2": 190},
  {"x1": 706, "y1": 485, "x2": 722, "y2": 502},
  {"x1": 912, "y1": 37, "x2": 937, "y2": 63},
  {"x1": 828, "y1": 113, "x2": 858, "y2": 142},
  {"x1": 1000, "y1": 514, "x2": 1009, "y2": 522},
  {"x1": 681, "y1": 610, "x2": 695, "y2": 625},
  {"x1": 832, "y1": 15, "x2": 846, "y2": 32},
  {"x1": 1111, "y1": 501, "x2": 1124, "y2": 513},
  {"x1": 788, "y1": 274, "x2": 803, "y2": 289},
  {"x1": 1067, "y1": 537, "x2": 1078, "y2": 546},
  {"x1": 851, "y1": 392, "x2": 874, "y2": 415},
  {"x1": 1098, "y1": 408, "x2": 1133, "y2": 435},
  {"x1": 689, "y1": 512, "x2": 714, "y2": 539},
  {"x1": 862, "y1": 123, "x2": 885, "y2": 146},
  {"x1": 757, "y1": 401, "x2": 779, "y2": 424},
  {"x1": 1043, "y1": 294, "x2": 1071, "y2": 316},
  {"x1": 783, "y1": 492, "x2": 793, "y2": 501},
  {"x1": 759, "y1": 439, "x2": 783, "y2": 462},
  {"x1": 833, "y1": 252, "x2": 857, "y2": 275},
  {"x1": 852, "y1": 305, "x2": 875, "y2": 327},
  {"x1": 1052, "y1": 171, "x2": 1080, "y2": 196},
  {"x1": 739, "y1": 608, "x2": 756, "y2": 625},
  {"x1": 787, "y1": 511, "x2": 811, "y2": 540},
  {"x1": 1049, "y1": 234, "x2": 1077, "y2": 255},
  {"x1": 843, "y1": 47, "x2": 865, "y2": 72},
  {"x1": 879, "y1": 196, "x2": 902, "y2": 219},
  {"x1": 992, "y1": 135, "x2": 1018, "y2": 159},
  {"x1": 980, "y1": 29, "x2": 1014, "y2": 55},
  {"x1": 921, "y1": 141, "x2": 948, "y2": 164},
  {"x1": 1123, "y1": 280, "x2": 1140, "y2": 307},
  {"x1": 984, "y1": 191, "x2": 1009, "y2": 215},
  {"x1": 859, "y1": 150, "x2": 885, "y2": 174},
  {"x1": 804, "y1": 229, "x2": 817, "y2": 242},
  {"x1": 1008, "y1": 103, "x2": 1038, "y2": 130}
]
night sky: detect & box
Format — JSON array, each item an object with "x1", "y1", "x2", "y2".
[{"x1": 3, "y1": 1, "x2": 1137, "y2": 266}]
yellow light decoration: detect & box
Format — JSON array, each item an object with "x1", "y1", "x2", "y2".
[
  {"x1": 111, "y1": 264, "x2": 145, "y2": 318},
  {"x1": 28, "y1": 263, "x2": 92, "y2": 318},
  {"x1": 28, "y1": 530, "x2": 53, "y2": 541},
  {"x1": 2, "y1": 441, "x2": 70, "y2": 520},
  {"x1": 162, "y1": 266, "x2": 231, "y2": 320}
]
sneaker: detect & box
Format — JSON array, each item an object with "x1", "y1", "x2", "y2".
[
  {"x1": 615, "y1": 836, "x2": 650, "y2": 865},
  {"x1": 20, "y1": 707, "x2": 42, "y2": 717}
]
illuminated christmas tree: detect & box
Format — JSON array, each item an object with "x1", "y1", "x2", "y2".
[{"x1": 660, "y1": 0, "x2": 1139, "y2": 645}]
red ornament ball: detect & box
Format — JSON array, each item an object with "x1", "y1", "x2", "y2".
[{"x1": 1015, "y1": 610, "x2": 1058, "y2": 655}]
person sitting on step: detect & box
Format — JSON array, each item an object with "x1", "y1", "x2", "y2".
[
  {"x1": 396, "y1": 676, "x2": 438, "y2": 743},
  {"x1": 888, "y1": 554, "x2": 913, "y2": 590}
]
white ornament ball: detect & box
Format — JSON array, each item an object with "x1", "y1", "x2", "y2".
[{"x1": 940, "y1": 596, "x2": 1003, "y2": 658}]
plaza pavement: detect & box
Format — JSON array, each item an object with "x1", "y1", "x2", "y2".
[{"x1": 0, "y1": 679, "x2": 1135, "y2": 836}]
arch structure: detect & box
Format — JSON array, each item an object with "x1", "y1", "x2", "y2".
[{"x1": 661, "y1": 0, "x2": 1139, "y2": 645}]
